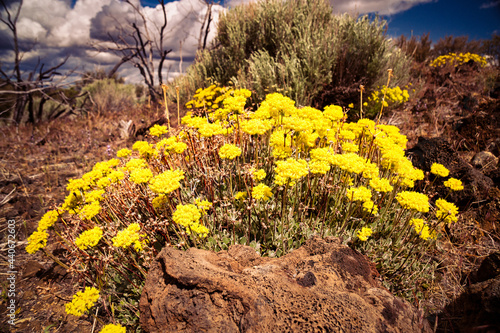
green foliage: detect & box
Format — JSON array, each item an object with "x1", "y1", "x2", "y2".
[
  {"x1": 80, "y1": 79, "x2": 137, "y2": 113},
  {"x1": 179, "y1": 0, "x2": 410, "y2": 108}
]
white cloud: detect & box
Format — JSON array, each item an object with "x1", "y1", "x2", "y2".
[
  {"x1": 480, "y1": 1, "x2": 500, "y2": 9},
  {"x1": 0, "y1": 0, "x2": 224, "y2": 83},
  {"x1": 332, "y1": 0, "x2": 435, "y2": 15},
  {"x1": 227, "y1": 0, "x2": 434, "y2": 15}
]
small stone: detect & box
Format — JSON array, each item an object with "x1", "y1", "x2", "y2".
[
  {"x1": 23, "y1": 260, "x2": 44, "y2": 278},
  {"x1": 471, "y1": 151, "x2": 498, "y2": 173}
]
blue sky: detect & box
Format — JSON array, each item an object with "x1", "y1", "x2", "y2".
[{"x1": 383, "y1": 0, "x2": 499, "y2": 41}]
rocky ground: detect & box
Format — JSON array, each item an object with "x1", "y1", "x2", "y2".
[{"x1": 0, "y1": 63, "x2": 499, "y2": 332}]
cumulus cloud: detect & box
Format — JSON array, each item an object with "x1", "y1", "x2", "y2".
[
  {"x1": 331, "y1": 0, "x2": 435, "y2": 15},
  {"x1": 228, "y1": 0, "x2": 434, "y2": 15},
  {"x1": 0, "y1": 0, "x2": 224, "y2": 83}
]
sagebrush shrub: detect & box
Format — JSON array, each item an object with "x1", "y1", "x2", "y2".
[{"x1": 173, "y1": 0, "x2": 411, "y2": 108}]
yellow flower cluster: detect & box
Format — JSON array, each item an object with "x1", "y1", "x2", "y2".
[
  {"x1": 37, "y1": 210, "x2": 59, "y2": 231},
  {"x1": 132, "y1": 141, "x2": 157, "y2": 158},
  {"x1": 251, "y1": 168, "x2": 266, "y2": 181},
  {"x1": 124, "y1": 158, "x2": 148, "y2": 171},
  {"x1": 234, "y1": 191, "x2": 247, "y2": 200},
  {"x1": 369, "y1": 177, "x2": 393, "y2": 193},
  {"x1": 116, "y1": 148, "x2": 132, "y2": 158},
  {"x1": 79, "y1": 201, "x2": 101, "y2": 220},
  {"x1": 129, "y1": 168, "x2": 153, "y2": 184},
  {"x1": 396, "y1": 191, "x2": 430, "y2": 213},
  {"x1": 65, "y1": 287, "x2": 100, "y2": 317},
  {"x1": 365, "y1": 85, "x2": 409, "y2": 109},
  {"x1": 85, "y1": 189, "x2": 105, "y2": 203},
  {"x1": 274, "y1": 158, "x2": 309, "y2": 186},
  {"x1": 149, "y1": 169, "x2": 185, "y2": 195},
  {"x1": 157, "y1": 136, "x2": 187, "y2": 154},
  {"x1": 195, "y1": 198, "x2": 213, "y2": 215},
  {"x1": 172, "y1": 204, "x2": 209, "y2": 237},
  {"x1": 430, "y1": 163, "x2": 449, "y2": 177},
  {"x1": 185, "y1": 84, "x2": 233, "y2": 110},
  {"x1": 149, "y1": 124, "x2": 169, "y2": 137},
  {"x1": 252, "y1": 183, "x2": 273, "y2": 201},
  {"x1": 99, "y1": 324, "x2": 126, "y2": 333},
  {"x1": 435, "y1": 198, "x2": 459, "y2": 223},
  {"x1": 357, "y1": 227, "x2": 373, "y2": 241},
  {"x1": 67, "y1": 159, "x2": 120, "y2": 192},
  {"x1": 323, "y1": 105, "x2": 344, "y2": 122},
  {"x1": 75, "y1": 226, "x2": 103, "y2": 250},
  {"x1": 112, "y1": 223, "x2": 144, "y2": 251},
  {"x1": 252, "y1": 93, "x2": 297, "y2": 121},
  {"x1": 25, "y1": 230, "x2": 48, "y2": 254},
  {"x1": 410, "y1": 218, "x2": 435, "y2": 240},
  {"x1": 444, "y1": 177, "x2": 463, "y2": 191},
  {"x1": 346, "y1": 186, "x2": 372, "y2": 202},
  {"x1": 430, "y1": 52, "x2": 487, "y2": 68},
  {"x1": 240, "y1": 118, "x2": 273, "y2": 135},
  {"x1": 152, "y1": 194, "x2": 167, "y2": 210},
  {"x1": 218, "y1": 144, "x2": 242, "y2": 160}
]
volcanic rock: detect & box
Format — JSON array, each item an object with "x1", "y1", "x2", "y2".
[{"x1": 139, "y1": 236, "x2": 431, "y2": 332}]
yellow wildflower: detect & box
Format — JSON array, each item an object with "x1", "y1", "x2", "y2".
[
  {"x1": 116, "y1": 148, "x2": 132, "y2": 158},
  {"x1": 26, "y1": 230, "x2": 48, "y2": 254},
  {"x1": 37, "y1": 210, "x2": 59, "y2": 232},
  {"x1": 85, "y1": 189, "x2": 105, "y2": 203},
  {"x1": 78, "y1": 201, "x2": 101, "y2": 220},
  {"x1": 99, "y1": 324, "x2": 126, "y2": 333},
  {"x1": 435, "y1": 198, "x2": 459, "y2": 223},
  {"x1": 357, "y1": 227, "x2": 373, "y2": 241},
  {"x1": 369, "y1": 177, "x2": 393, "y2": 193},
  {"x1": 152, "y1": 195, "x2": 167, "y2": 210},
  {"x1": 252, "y1": 183, "x2": 273, "y2": 201},
  {"x1": 112, "y1": 223, "x2": 141, "y2": 249},
  {"x1": 323, "y1": 105, "x2": 344, "y2": 122},
  {"x1": 274, "y1": 158, "x2": 309, "y2": 186},
  {"x1": 129, "y1": 168, "x2": 153, "y2": 184},
  {"x1": 444, "y1": 178, "x2": 464, "y2": 191},
  {"x1": 75, "y1": 226, "x2": 103, "y2": 250},
  {"x1": 345, "y1": 186, "x2": 372, "y2": 202},
  {"x1": 218, "y1": 144, "x2": 242, "y2": 160},
  {"x1": 65, "y1": 287, "x2": 100, "y2": 317},
  {"x1": 195, "y1": 198, "x2": 212, "y2": 214},
  {"x1": 252, "y1": 168, "x2": 267, "y2": 181},
  {"x1": 124, "y1": 158, "x2": 148, "y2": 172},
  {"x1": 149, "y1": 124, "x2": 168, "y2": 137},
  {"x1": 410, "y1": 218, "x2": 435, "y2": 240},
  {"x1": 240, "y1": 118, "x2": 273, "y2": 135},
  {"x1": 149, "y1": 169, "x2": 185, "y2": 195},
  {"x1": 309, "y1": 159, "x2": 330, "y2": 175},
  {"x1": 234, "y1": 191, "x2": 247, "y2": 200},
  {"x1": 362, "y1": 200, "x2": 378, "y2": 215},
  {"x1": 172, "y1": 204, "x2": 209, "y2": 237},
  {"x1": 430, "y1": 163, "x2": 449, "y2": 177},
  {"x1": 396, "y1": 191, "x2": 430, "y2": 213}
]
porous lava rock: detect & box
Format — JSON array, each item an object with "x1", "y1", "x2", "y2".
[{"x1": 139, "y1": 236, "x2": 431, "y2": 332}]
